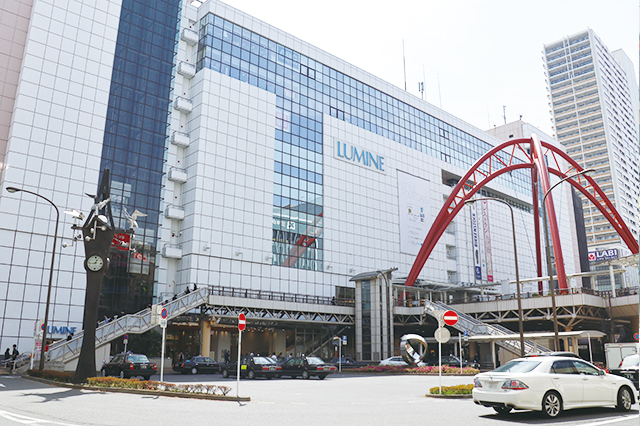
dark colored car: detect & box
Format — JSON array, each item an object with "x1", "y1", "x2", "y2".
[
  {"x1": 173, "y1": 356, "x2": 220, "y2": 375},
  {"x1": 610, "y1": 354, "x2": 639, "y2": 390},
  {"x1": 101, "y1": 353, "x2": 157, "y2": 380},
  {"x1": 426, "y1": 355, "x2": 480, "y2": 369},
  {"x1": 330, "y1": 357, "x2": 368, "y2": 369},
  {"x1": 221, "y1": 356, "x2": 281, "y2": 379},
  {"x1": 278, "y1": 356, "x2": 337, "y2": 379}
]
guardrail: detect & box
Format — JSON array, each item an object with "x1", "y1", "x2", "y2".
[
  {"x1": 208, "y1": 285, "x2": 355, "y2": 307},
  {"x1": 444, "y1": 286, "x2": 639, "y2": 305}
]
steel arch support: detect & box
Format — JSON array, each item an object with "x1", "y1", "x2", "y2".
[{"x1": 405, "y1": 136, "x2": 638, "y2": 287}]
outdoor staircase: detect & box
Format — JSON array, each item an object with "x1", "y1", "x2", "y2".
[
  {"x1": 423, "y1": 300, "x2": 552, "y2": 356},
  {"x1": 47, "y1": 287, "x2": 210, "y2": 365}
]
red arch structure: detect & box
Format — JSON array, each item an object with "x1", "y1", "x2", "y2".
[{"x1": 405, "y1": 135, "x2": 638, "y2": 289}]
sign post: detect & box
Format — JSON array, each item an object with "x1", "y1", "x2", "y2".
[
  {"x1": 159, "y1": 308, "x2": 168, "y2": 382},
  {"x1": 459, "y1": 333, "x2": 462, "y2": 374},
  {"x1": 123, "y1": 333, "x2": 129, "y2": 354},
  {"x1": 237, "y1": 313, "x2": 246, "y2": 398}
]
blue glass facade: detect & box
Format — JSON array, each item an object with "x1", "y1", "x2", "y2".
[
  {"x1": 99, "y1": 0, "x2": 181, "y2": 315},
  {"x1": 196, "y1": 13, "x2": 531, "y2": 271}
]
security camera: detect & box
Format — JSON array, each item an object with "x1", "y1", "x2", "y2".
[
  {"x1": 61, "y1": 242, "x2": 68, "y2": 248},
  {"x1": 85, "y1": 236, "x2": 91, "y2": 242}
]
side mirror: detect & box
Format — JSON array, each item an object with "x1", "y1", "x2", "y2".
[{"x1": 598, "y1": 369, "x2": 605, "y2": 376}]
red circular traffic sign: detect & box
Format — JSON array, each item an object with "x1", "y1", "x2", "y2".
[
  {"x1": 161, "y1": 308, "x2": 168, "y2": 319},
  {"x1": 443, "y1": 310, "x2": 459, "y2": 326},
  {"x1": 238, "y1": 313, "x2": 246, "y2": 331}
]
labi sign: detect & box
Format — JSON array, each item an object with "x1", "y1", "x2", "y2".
[
  {"x1": 335, "y1": 140, "x2": 385, "y2": 172},
  {"x1": 588, "y1": 248, "x2": 618, "y2": 262}
]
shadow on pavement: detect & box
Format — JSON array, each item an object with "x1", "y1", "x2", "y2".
[{"x1": 477, "y1": 406, "x2": 639, "y2": 424}]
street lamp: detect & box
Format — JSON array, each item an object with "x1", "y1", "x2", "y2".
[
  {"x1": 6, "y1": 187, "x2": 60, "y2": 370},
  {"x1": 465, "y1": 197, "x2": 524, "y2": 357},
  {"x1": 541, "y1": 168, "x2": 594, "y2": 351}
]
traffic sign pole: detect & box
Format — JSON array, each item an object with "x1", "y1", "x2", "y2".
[
  {"x1": 160, "y1": 324, "x2": 166, "y2": 382},
  {"x1": 236, "y1": 329, "x2": 242, "y2": 398},
  {"x1": 438, "y1": 330, "x2": 442, "y2": 394},
  {"x1": 236, "y1": 313, "x2": 246, "y2": 399},
  {"x1": 459, "y1": 333, "x2": 462, "y2": 374}
]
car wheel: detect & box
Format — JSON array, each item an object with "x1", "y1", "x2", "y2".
[
  {"x1": 616, "y1": 386, "x2": 633, "y2": 411},
  {"x1": 542, "y1": 391, "x2": 562, "y2": 418},
  {"x1": 247, "y1": 370, "x2": 255, "y2": 380},
  {"x1": 318, "y1": 374, "x2": 327, "y2": 380},
  {"x1": 493, "y1": 406, "x2": 512, "y2": 415},
  {"x1": 301, "y1": 370, "x2": 310, "y2": 380},
  {"x1": 222, "y1": 369, "x2": 229, "y2": 378},
  {"x1": 101, "y1": 369, "x2": 107, "y2": 377},
  {"x1": 191, "y1": 367, "x2": 198, "y2": 375},
  {"x1": 119, "y1": 370, "x2": 126, "y2": 379},
  {"x1": 143, "y1": 376, "x2": 151, "y2": 381}
]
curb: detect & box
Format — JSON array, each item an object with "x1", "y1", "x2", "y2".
[
  {"x1": 425, "y1": 393, "x2": 473, "y2": 399},
  {"x1": 22, "y1": 375, "x2": 250, "y2": 402}
]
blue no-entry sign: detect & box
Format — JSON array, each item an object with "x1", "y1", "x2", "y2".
[
  {"x1": 634, "y1": 333, "x2": 639, "y2": 342},
  {"x1": 161, "y1": 308, "x2": 168, "y2": 319}
]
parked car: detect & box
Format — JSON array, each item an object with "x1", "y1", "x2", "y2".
[
  {"x1": 221, "y1": 356, "x2": 281, "y2": 379},
  {"x1": 473, "y1": 356, "x2": 636, "y2": 418},
  {"x1": 426, "y1": 355, "x2": 480, "y2": 369},
  {"x1": 172, "y1": 356, "x2": 220, "y2": 375},
  {"x1": 101, "y1": 353, "x2": 157, "y2": 380},
  {"x1": 609, "y1": 354, "x2": 639, "y2": 390},
  {"x1": 277, "y1": 356, "x2": 336, "y2": 379},
  {"x1": 330, "y1": 357, "x2": 368, "y2": 369},
  {"x1": 379, "y1": 356, "x2": 426, "y2": 367}
]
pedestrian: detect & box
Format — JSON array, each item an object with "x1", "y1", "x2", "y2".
[
  {"x1": 224, "y1": 350, "x2": 230, "y2": 364},
  {"x1": 178, "y1": 351, "x2": 185, "y2": 363},
  {"x1": 172, "y1": 294, "x2": 177, "y2": 301},
  {"x1": 67, "y1": 333, "x2": 74, "y2": 342},
  {"x1": 12, "y1": 344, "x2": 19, "y2": 360},
  {"x1": 193, "y1": 283, "x2": 197, "y2": 291},
  {"x1": 103, "y1": 315, "x2": 109, "y2": 324},
  {"x1": 4, "y1": 348, "x2": 9, "y2": 361},
  {"x1": 270, "y1": 352, "x2": 277, "y2": 361},
  {"x1": 184, "y1": 286, "x2": 190, "y2": 295}
]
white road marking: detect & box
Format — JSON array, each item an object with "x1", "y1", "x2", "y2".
[
  {"x1": 0, "y1": 409, "x2": 80, "y2": 426},
  {"x1": 579, "y1": 415, "x2": 640, "y2": 426}
]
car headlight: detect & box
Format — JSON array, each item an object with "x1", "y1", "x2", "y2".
[{"x1": 501, "y1": 379, "x2": 528, "y2": 390}]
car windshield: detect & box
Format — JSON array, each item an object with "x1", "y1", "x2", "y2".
[
  {"x1": 253, "y1": 357, "x2": 272, "y2": 364},
  {"x1": 306, "y1": 357, "x2": 325, "y2": 365},
  {"x1": 127, "y1": 355, "x2": 149, "y2": 363},
  {"x1": 620, "y1": 354, "x2": 639, "y2": 368},
  {"x1": 492, "y1": 360, "x2": 540, "y2": 373}
]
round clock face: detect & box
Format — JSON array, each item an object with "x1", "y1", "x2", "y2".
[{"x1": 86, "y1": 255, "x2": 104, "y2": 272}]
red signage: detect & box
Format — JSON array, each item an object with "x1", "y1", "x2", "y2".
[
  {"x1": 443, "y1": 310, "x2": 459, "y2": 326},
  {"x1": 112, "y1": 233, "x2": 131, "y2": 250},
  {"x1": 238, "y1": 313, "x2": 246, "y2": 331},
  {"x1": 131, "y1": 252, "x2": 148, "y2": 262}
]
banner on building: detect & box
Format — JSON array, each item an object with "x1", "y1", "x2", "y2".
[
  {"x1": 470, "y1": 202, "x2": 482, "y2": 281},
  {"x1": 588, "y1": 248, "x2": 618, "y2": 262},
  {"x1": 397, "y1": 171, "x2": 431, "y2": 255},
  {"x1": 481, "y1": 199, "x2": 493, "y2": 282}
]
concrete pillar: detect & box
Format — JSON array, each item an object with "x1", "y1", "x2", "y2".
[
  {"x1": 201, "y1": 321, "x2": 212, "y2": 358},
  {"x1": 491, "y1": 341, "x2": 496, "y2": 370}
]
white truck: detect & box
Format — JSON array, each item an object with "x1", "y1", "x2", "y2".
[{"x1": 604, "y1": 342, "x2": 638, "y2": 370}]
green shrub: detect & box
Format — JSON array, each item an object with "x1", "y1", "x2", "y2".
[
  {"x1": 27, "y1": 370, "x2": 74, "y2": 383},
  {"x1": 429, "y1": 384, "x2": 474, "y2": 395},
  {"x1": 87, "y1": 377, "x2": 231, "y2": 396}
]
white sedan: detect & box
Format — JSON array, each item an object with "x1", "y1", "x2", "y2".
[
  {"x1": 379, "y1": 356, "x2": 425, "y2": 367},
  {"x1": 472, "y1": 356, "x2": 636, "y2": 418}
]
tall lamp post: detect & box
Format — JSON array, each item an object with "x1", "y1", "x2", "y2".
[
  {"x1": 465, "y1": 198, "x2": 524, "y2": 357},
  {"x1": 6, "y1": 187, "x2": 59, "y2": 370},
  {"x1": 541, "y1": 168, "x2": 594, "y2": 351}
]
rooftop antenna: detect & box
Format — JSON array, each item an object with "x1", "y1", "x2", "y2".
[
  {"x1": 419, "y1": 65, "x2": 426, "y2": 100},
  {"x1": 503, "y1": 105, "x2": 507, "y2": 125},
  {"x1": 403, "y1": 40, "x2": 407, "y2": 91}
]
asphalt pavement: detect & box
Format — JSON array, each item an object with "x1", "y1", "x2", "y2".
[{"x1": 0, "y1": 372, "x2": 637, "y2": 426}]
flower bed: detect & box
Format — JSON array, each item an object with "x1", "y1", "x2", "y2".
[
  {"x1": 429, "y1": 384, "x2": 473, "y2": 395},
  {"x1": 352, "y1": 365, "x2": 479, "y2": 375},
  {"x1": 87, "y1": 377, "x2": 232, "y2": 396}
]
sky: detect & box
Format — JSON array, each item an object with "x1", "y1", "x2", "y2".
[{"x1": 215, "y1": 0, "x2": 638, "y2": 138}]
